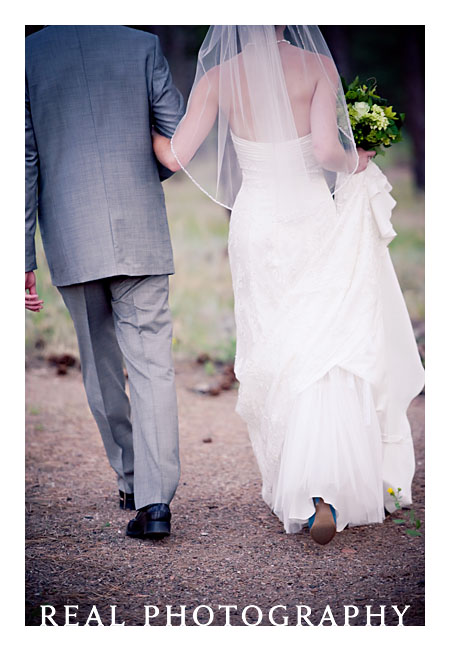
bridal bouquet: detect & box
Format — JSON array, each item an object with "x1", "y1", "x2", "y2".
[{"x1": 341, "y1": 76, "x2": 405, "y2": 155}]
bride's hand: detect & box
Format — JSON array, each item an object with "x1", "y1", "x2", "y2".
[{"x1": 355, "y1": 148, "x2": 376, "y2": 173}]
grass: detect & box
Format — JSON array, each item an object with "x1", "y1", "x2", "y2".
[
  {"x1": 26, "y1": 139, "x2": 424, "y2": 361},
  {"x1": 164, "y1": 172, "x2": 235, "y2": 359},
  {"x1": 376, "y1": 138, "x2": 425, "y2": 322},
  {"x1": 25, "y1": 227, "x2": 79, "y2": 358}
]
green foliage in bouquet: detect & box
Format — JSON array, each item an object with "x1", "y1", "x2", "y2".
[{"x1": 341, "y1": 76, "x2": 405, "y2": 155}]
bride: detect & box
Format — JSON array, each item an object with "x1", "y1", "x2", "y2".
[{"x1": 152, "y1": 25, "x2": 425, "y2": 545}]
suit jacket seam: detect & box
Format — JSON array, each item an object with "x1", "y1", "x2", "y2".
[{"x1": 74, "y1": 25, "x2": 118, "y2": 273}]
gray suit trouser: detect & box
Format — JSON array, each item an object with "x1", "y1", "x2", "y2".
[{"x1": 58, "y1": 274, "x2": 180, "y2": 509}]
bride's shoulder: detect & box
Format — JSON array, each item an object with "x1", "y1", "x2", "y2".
[
  {"x1": 211, "y1": 54, "x2": 243, "y2": 83},
  {"x1": 217, "y1": 51, "x2": 244, "y2": 71},
  {"x1": 193, "y1": 53, "x2": 244, "y2": 96},
  {"x1": 285, "y1": 47, "x2": 338, "y2": 84}
]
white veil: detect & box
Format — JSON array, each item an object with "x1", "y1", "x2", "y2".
[{"x1": 171, "y1": 25, "x2": 358, "y2": 211}]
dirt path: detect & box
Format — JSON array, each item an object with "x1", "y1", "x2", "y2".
[{"x1": 25, "y1": 361, "x2": 425, "y2": 626}]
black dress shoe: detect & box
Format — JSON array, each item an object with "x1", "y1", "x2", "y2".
[
  {"x1": 126, "y1": 503, "x2": 171, "y2": 539},
  {"x1": 119, "y1": 490, "x2": 136, "y2": 510}
]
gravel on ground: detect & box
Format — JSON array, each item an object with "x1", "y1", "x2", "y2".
[{"x1": 25, "y1": 361, "x2": 425, "y2": 626}]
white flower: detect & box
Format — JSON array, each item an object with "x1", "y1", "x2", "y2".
[{"x1": 352, "y1": 101, "x2": 371, "y2": 120}]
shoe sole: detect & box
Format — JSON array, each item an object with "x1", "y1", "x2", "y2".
[
  {"x1": 126, "y1": 521, "x2": 171, "y2": 540},
  {"x1": 310, "y1": 499, "x2": 336, "y2": 545}
]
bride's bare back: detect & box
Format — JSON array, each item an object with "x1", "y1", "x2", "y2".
[{"x1": 222, "y1": 44, "x2": 335, "y2": 141}]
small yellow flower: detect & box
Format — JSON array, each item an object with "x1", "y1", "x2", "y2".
[{"x1": 387, "y1": 487, "x2": 395, "y2": 495}]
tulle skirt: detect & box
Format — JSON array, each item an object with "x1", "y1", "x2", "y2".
[{"x1": 272, "y1": 366, "x2": 385, "y2": 533}]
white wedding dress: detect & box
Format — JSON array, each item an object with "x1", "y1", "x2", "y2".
[{"x1": 228, "y1": 131, "x2": 425, "y2": 533}]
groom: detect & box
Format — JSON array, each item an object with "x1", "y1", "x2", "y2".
[{"x1": 25, "y1": 26, "x2": 185, "y2": 538}]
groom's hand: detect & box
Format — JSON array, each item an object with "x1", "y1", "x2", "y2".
[{"x1": 25, "y1": 271, "x2": 44, "y2": 312}]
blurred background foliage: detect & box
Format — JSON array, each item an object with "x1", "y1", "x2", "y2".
[{"x1": 25, "y1": 25, "x2": 424, "y2": 362}]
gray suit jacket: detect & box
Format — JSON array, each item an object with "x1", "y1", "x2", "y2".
[{"x1": 25, "y1": 26, "x2": 185, "y2": 286}]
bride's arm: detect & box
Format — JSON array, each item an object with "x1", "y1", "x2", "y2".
[
  {"x1": 152, "y1": 130, "x2": 179, "y2": 171},
  {"x1": 310, "y1": 74, "x2": 353, "y2": 172},
  {"x1": 310, "y1": 66, "x2": 374, "y2": 173},
  {"x1": 152, "y1": 72, "x2": 219, "y2": 172}
]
